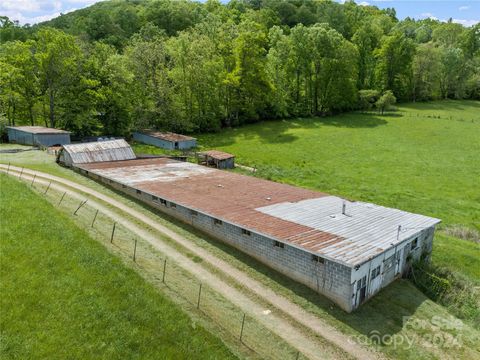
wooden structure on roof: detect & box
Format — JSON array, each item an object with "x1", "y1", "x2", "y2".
[{"x1": 197, "y1": 150, "x2": 235, "y2": 169}]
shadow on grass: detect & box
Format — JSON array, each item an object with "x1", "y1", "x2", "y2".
[
  {"x1": 97, "y1": 181, "x2": 425, "y2": 339},
  {"x1": 400, "y1": 99, "x2": 480, "y2": 112},
  {"x1": 197, "y1": 113, "x2": 389, "y2": 148}
]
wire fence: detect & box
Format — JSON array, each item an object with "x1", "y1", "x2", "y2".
[{"x1": 26, "y1": 177, "x2": 309, "y2": 360}]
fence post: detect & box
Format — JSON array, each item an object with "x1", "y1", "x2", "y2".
[
  {"x1": 7, "y1": 162, "x2": 10, "y2": 174},
  {"x1": 239, "y1": 313, "x2": 246, "y2": 343},
  {"x1": 110, "y1": 222, "x2": 116, "y2": 243},
  {"x1": 197, "y1": 283, "x2": 202, "y2": 309},
  {"x1": 91, "y1": 209, "x2": 99, "y2": 227},
  {"x1": 58, "y1": 191, "x2": 66, "y2": 205},
  {"x1": 162, "y1": 258, "x2": 167, "y2": 283},
  {"x1": 44, "y1": 181, "x2": 52, "y2": 195},
  {"x1": 73, "y1": 200, "x2": 87, "y2": 215},
  {"x1": 30, "y1": 174, "x2": 36, "y2": 186},
  {"x1": 19, "y1": 167, "x2": 24, "y2": 179},
  {"x1": 133, "y1": 238, "x2": 138, "y2": 262}
]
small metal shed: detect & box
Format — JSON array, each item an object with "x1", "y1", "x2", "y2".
[
  {"x1": 133, "y1": 130, "x2": 197, "y2": 150},
  {"x1": 57, "y1": 139, "x2": 136, "y2": 167},
  {"x1": 197, "y1": 150, "x2": 235, "y2": 169},
  {"x1": 6, "y1": 126, "x2": 71, "y2": 146}
]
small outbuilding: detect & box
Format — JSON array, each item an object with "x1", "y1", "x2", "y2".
[
  {"x1": 197, "y1": 150, "x2": 235, "y2": 169},
  {"x1": 133, "y1": 130, "x2": 197, "y2": 150},
  {"x1": 6, "y1": 126, "x2": 71, "y2": 146},
  {"x1": 57, "y1": 139, "x2": 136, "y2": 167}
]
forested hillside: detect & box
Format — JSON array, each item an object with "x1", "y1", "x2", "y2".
[{"x1": 1, "y1": 0, "x2": 479, "y2": 136}]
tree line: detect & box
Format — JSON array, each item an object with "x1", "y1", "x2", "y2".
[{"x1": 1, "y1": 0, "x2": 479, "y2": 136}]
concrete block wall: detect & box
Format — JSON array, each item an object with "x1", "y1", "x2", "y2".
[{"x1": 80, "y1": 169, "x2": 353, "y2": 312}]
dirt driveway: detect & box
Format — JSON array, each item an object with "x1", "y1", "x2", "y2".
[{"x1": 1, "y1": 165, "x2": 383, "y2": 360}]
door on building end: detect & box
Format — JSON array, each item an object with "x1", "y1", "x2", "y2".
[{"x1": 356, "y1": 276, "x2": 367, "y2": 306}]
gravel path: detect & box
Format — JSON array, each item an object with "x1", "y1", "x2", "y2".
[{"x1": 1, "y1": 165, "x2": 383, "y2": 360}]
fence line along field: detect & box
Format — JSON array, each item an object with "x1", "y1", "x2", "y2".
[
  {"x1": 1, "y1": 100, "x2": 479, "y2": 360},
  {"x1": 1, "y1": 171, "x2": 346, "y2": 360},
  {"x1": 0, "y1": 174, "x2": 240, "y2": 360}
]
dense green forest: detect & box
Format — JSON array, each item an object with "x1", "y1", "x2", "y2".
[{"x1": 1, "y1": 0, "x2": 479, "y2": 136}]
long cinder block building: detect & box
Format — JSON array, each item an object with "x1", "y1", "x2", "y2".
[{"x1": 74, "y1": 157, "x2": 440, "y2": 312}]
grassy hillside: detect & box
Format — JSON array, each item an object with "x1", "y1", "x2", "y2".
[{"x1": 0, "y1": 174, "x2": 236, "y2": 360}]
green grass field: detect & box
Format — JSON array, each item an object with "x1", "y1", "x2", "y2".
[
  {"x1": 198, "y1": 100, "x2": 479, "y2": 229},
  {"x1": 0, "y1": 174, "x2": 236, "y2": 360},
  {"x1": 1, "y1": 100, "x2": 479, "y2": 359},
  {"x1": 195, "y1": 100, "x2": 480, "y2": 282}
]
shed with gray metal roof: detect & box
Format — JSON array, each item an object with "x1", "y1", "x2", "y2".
[
  {"x1": 7, "y1": 126, "x2": 71, "y2": 146},
  {"x1": 58, "y1": 139, "x2": 136, "y2": 167},
  {"x1": 133, "y1": 130, "x2": 197, "y2": 150}
]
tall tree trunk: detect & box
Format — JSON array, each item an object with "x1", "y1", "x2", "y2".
[
  {"x1": 29, "y1": 104, "x2": 34, "y2": 126},
  {"x1": 49, "y1": 89, "x2": 55, "y2": 128},
  {"x1": 43, "y1": 101, "x2": 48, "y2": 127},
  {"x1": 295, "y1": 69, "x2": 300, "y2": 105},
  {"x1": 6, "y1": 102, "x2": 12, "y2": 126},
  {"x1": 12, "y1": 101, "x2": 16, "y2": 126}
]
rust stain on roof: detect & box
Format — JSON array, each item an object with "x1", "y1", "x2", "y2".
[
  {"x1": 139, "y1": 130, "x2": 196, "y2": 142},
  {"x1": 78, "y1": 158, "x2": 339, "y2": 252},
  {"x1": 77, "y1": 157, "x2": 440, "y2": 266}
]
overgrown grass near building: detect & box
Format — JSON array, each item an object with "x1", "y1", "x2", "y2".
[{"x1": 0, "y1": 174, "x2": 237, "y2": 360}]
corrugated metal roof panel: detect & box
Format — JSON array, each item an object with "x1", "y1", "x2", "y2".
[
  {"x1": 199, "y1": 150, "x2": 235, "y2": 160},
  {"x1": 6, "y1": 126, "x2": 71, "y2": 134},
  {"x1": 138, "y1": 130, "x2": 196, "y2": 142},
  {"x1": 256, "y1": 197, "x2": 440, "y2": 265},
  {"x1": 62, "y1": 139, "x2": 136, "y2": 164},
  {"x1": 76, "y1": 158, "x2": 441, "y2": 267}
]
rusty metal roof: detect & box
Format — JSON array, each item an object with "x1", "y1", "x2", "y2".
[
  {"x1": 6, "y1": 126, "x2": 70, "y2": 134},
  {"x1": 199, "y1": 150, "x2": 235, "y2": 160},
  {"x1": 76, "y1": 158, "x2": 440, "y2": 267},
  {"x1": 62, "y1": 139, "x2": 136, "y2": 164},
  {"x1": 138, "y1": 130, "x2": 196, "y2": 142}
]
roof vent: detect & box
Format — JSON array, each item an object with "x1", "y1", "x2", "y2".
[{"x1": 266, "y1": 197, "x2": 272, "y2": 201}]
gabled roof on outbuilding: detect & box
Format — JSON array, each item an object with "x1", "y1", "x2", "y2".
[
  {"x1": 6, "y1": 126, "x2": 71, "y2": 134},
  {"x1": 62, "y1": 139, "x2": 136, "y2": 164},
  {"x1": 137, "y1": 130, "x2": 196, "y2": 142}
]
